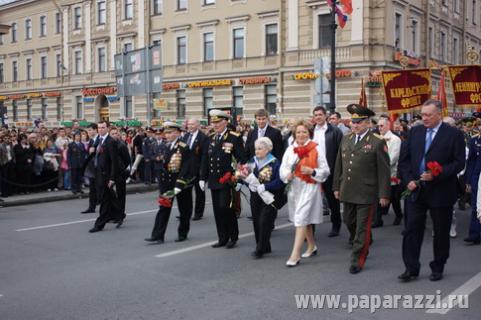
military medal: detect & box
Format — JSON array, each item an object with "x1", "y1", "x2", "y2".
[{"x1": 168, "y1": 151, "x2": 182, "y2": 173}]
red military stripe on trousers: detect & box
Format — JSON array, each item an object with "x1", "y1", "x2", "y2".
[{"x1": 358, "y1": 204, "x2": 375, "y2": 268}]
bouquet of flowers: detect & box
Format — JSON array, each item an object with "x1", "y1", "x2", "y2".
[
  {"x1": 157, "y1": 177, "x2": 195, "y2": 208},
  {"x1": 284, "y1": 145, "x2": 312, "y2": 194},
  {"x1": 401, "y1": 161, "x2": 442, "y2": 199}
]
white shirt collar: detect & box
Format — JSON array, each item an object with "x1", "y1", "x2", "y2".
[
  {"x1": 429, "y1": 121, "x2": 442, "y2": 133},
  {"x1": 357, "y1": 130, "x2": 369, "y2": 141},
  {"x1": 315, "y1": 122, "x2": 328, "y2": 131}
]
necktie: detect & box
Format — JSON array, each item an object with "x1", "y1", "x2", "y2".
[
  {"x1": 94, "y1": 137, "x2": 103, "y2": 167},
  {"x1": 419, "y1": 128, "x2": 434, "y2": 175},
  {"x1": 216, "y1": 134, "x2": 221, "y2": 143},
  {"x1": 355, "y1": 135, "x2": 361, "y2": 144},
  {"x1": 259, "y1": 129, "x2": 264, "y2": 138},
  {"x1": 186, "y1": 133, "x2": 193, "y2": 149}
]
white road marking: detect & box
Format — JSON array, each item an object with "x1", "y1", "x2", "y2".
[
  {"x1": 426, "y1": 270, "x2": 481, "y2": 314},
  {"x1": 15, "y1": 209, "x2": 157, "y2": 232},
  {"x1": 155, "y1": 222, "x2": 293, "y2": 258}
]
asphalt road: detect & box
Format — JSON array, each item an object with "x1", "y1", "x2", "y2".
[{"x1": 0, "y1": 191, "x2": 480, "y2": 320}]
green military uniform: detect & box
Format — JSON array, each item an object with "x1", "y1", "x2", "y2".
[{"x1": 332, "y1": 104, "x2": 391, "y2": 273}]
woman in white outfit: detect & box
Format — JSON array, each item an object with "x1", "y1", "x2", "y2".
[{"x1": 280, "y1": 120, "x2": 330, "y2": 267}]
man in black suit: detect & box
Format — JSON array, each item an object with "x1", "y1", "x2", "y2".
[
  {"x1": 312, "y1": 106, "x2": 343, "y2": 237},
  {"x1": 81, "y1": 123, "x2": 99, "y2": 214},
  {"x1": 398, "y1": 99, "x2": 465, "y2": 282},
  {"x1": 110, "y1": 127, "x2": 131, "y2": 221},
  {"x1": 245, "y1": 109, "x2": 284, "y2": 161},
  {"x1": 183, "y1": 118, "x2": 209, "y2": 220},
  {"x1": 67, "y1": 131, "x2": 87, "y2": 194},
  {"x1": 89, "y1": 121, "x2": 123, "y2": 233}
]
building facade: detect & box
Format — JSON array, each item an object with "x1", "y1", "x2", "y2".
[{"x1": 0, "y1": 0, "x2": 480, "y2": 127}]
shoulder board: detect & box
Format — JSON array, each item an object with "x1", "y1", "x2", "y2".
[
  {"x1": 209, "y1": 132, "x2": 216, "y2": 137},
  {"x1": 372, "y1": 133, "x2": 383, "y2": 140},
  {"x1": 229, "y1": 131, "x2": 241, "y2": 137},
  {"x1": 178, "y1": 141, "x2": 187, "y2": 148},
  {"x1": 348, "y1": 133, "x2": 355, "y2": 139}
]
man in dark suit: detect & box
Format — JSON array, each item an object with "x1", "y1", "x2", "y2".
[
  {"x1": 312, "y1": 106, "x2": 343, "y2": 237},
  {"x1": 81, "y1": 123, "x2": 99, "y2": 214},
  {"x1": 110, "y1": 127, "x2": 131, "y2": 221},
  {"x1": 183, "y1": 118, "x2": 209, "y2": 220},
  {"x1": 398, "y1": 99, "x2": 466, "y2": 282},
  {"x1": 89, "y1": 121, "x2": 122, "y2": 233},
  {"x1": 67, "y1": 131, "x2": 87, "y2": 194},
  {"x1": 245, "y1": 109, "x2": 284, "y2": 161}
]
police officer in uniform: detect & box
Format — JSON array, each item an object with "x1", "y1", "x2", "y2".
[
  {"x1": 145, "y1": 122, "x2": 193, "y2": 243},
  {"x1": 333, "y1": 104, "x2": 391, "y2": 274},
  {"x1": 200, "y1": 109, "x2": 247, "y2": 249}
]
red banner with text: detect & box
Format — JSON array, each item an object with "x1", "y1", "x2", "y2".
[{"x1": 447, "y1": 65, "x2": 481, "y2": 107}]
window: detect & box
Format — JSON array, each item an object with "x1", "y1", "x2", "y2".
[
  {"x1": 318, "y1": 14, "x2": 332, "y2": 48},
  {"x1": 203, "y1": 32, "x2": 214, "y2": 62},
  {"x1": 11, "y1": 23, "x2": 17, "y2": 42},
  {"x1": 152, "y1": 39, "x2": 161, "y2": 46},
  {"x1": 177, "y1": 89, "x2": 186, "y2": 118},
  {"x1": 153, "y1": 92, "x2": 161, "y2": 118},
  {"x1": 41, "y1": 56, "x2": 47, "y2": 79},
  {"x1": 74, "y1": 7, "x2": 82, "y2": 30},
  {"x1": 232, "y1": 86, "x2": 243, "y2": 114},
  {"x1": 453, "y1": 37, "x2": 459, "y2": 64},
  {"x1": 41, "y1": 98, "x2": 47, "y2": 120},
  {"x1": 473, "y1": 0, "x2": 477, "y2": 24},
  {"x1": 12, "y1": 100, "x2": 18, "y2": 122},
  {"x1": 153, "y1": 0, "x2": 162, "y2": 14},
  {"x1": 0, "y1": 63, "x2": 3, "y2": 83},
  {"x1": 265, "y1": 24, "x2": 278, "y2": 56},
  {"x1": 25, "y1": 19, "x2": 32, "y2": 39},
  {"x1": 0, "y1": 34, "x2": 3, "y2": 45},
  {"x1": 440, "y1": 31, "x2": 446, "y2": 61},
  {"x1": 177, "y1": 0, "x2": 187, "y2": 10},
  {"x1": 56, "y1": 12, "x2": 61, "y2": 34},
  {"x1": 202, "y1": 88, "x2": 213, "y2": 116},
  {"x1": 26, "y1": 58, "x2": 32, "y2": 80},
  {"x1": 177, "y1": 36, "x2": 186, "y2": 64},
  {"x1": 203, "y1": 0, "x2": 215, "y2": 5},
  {"x1": 98, "y1": 47, "x2": 106, "y2": 72},
  {"x1": 56, "y1": 53, "x2": 62, "y2": 77},
  {"x1": 75, "y1": 96, "x2": 83, "y2": 119},
  {"x1": 56, "y1": 97, "x2": 62, "y2": 121},
  {"x1": 428, "y1": 27, "x2": 433, "y2": 57},
  {"x1": 411, "y1": 20, "x2": 418, "y2": 53},
  {"x1": 124, "y1": 96, "x2": 132, "y2": 118},
  {"x1": 265, "y1": 84, "x2": 277, "y2": 114},
  {"x1": 74, "y1": 50, "x2": 82, "y2": 74},
  {"x1": 124, "y1": 0, "x2": 133, "y2": 20},
  {"x1": 27, "y1": 99, "x2": 32, "y2": 120},
  {"x1": 395, "y1": 13, "x2": 402, "y2": 49},
  {"x1": 233, "y1": 28, "x2": 245, "y2": 59},
  {"x1": 98, "y1": 1, "x2": 106, "y2": 25},
  {"x1": 40, "y1": 16, "x2": 47, "y2": 37},
  {"x1": 12, "y1": 61, "x2": 18, "y2": 82},
  {"x1": 124, "y1": 42, "x2": 133, "y2": 52}
]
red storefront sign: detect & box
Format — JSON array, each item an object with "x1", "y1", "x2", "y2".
[{"x1": 239, "y1": 76, "x2": 272, "y2": 85}]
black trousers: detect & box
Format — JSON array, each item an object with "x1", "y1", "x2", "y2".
[
  {"x1": 1, "y1": 162, "x2": 14, "y2": 196},
  {"x1": 87, "y1": 177, "x2": 97, "y2": 211},
  {"x1": 116, "y1": 177, "x2": 127, "y2": 215},
  {"x1": 94, "y1": 179, "x2": 122, "y2": 229},
  {"x1": 70, "y1": 168, "x2": 83, "y2": 192},
  {"x1": 16, "y1": 164, "x2": 31, "y2": 193},
  {"x1": 193, "y1": 179, "x2": 206, "y2": 218},
  {"x1": 402, "y1": 193, "x2": 453, "y2": 274},
  {"x1": 375, "y1": 184, "x2": 403, "y2": 224},
  {"x1": 151, "y1": 188, "x2": 193, "y2": 240},
  {"x1": 211, "y1": 188, "x2": 239, "y2": 243},
  {"x1": 250, "y1": 192, "x2": 277, "y2": 253},
  {"x1": 322, "y1": 176, "x2": 341, "y2": 230}
]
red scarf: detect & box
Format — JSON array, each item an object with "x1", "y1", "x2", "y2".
[{"x1": 294, "y1": 141, "x2": 318, "y2": 184}]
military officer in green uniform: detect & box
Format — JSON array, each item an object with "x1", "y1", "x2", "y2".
[
  {"x1": 200, "y1": 109, "x2": 247, "y2": 249},
  {"x1": 333, "y1": 104, "x2": 391, "y2": 274}
]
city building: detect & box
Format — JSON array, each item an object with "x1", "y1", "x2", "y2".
[{"x1": 0, "y1": 0, "x2": 480, "y2": 127}]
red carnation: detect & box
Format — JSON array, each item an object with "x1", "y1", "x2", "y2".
[
  {"x1": 158, "y1": 197, "x2": 172, "y2": 208},
  {"x1": 426, "y1": 161, "x2": 442, "y2": 177},
  {"x1": 219, "y1": 172, "x2": 233, "y2": 184},
  {"x1": 391, "y1": 177, "x2": 401, "y2": 184}
]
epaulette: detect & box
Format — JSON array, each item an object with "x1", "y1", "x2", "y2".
[
  {"x1": 372, "y1": 133, "x2": 383, "y2": 140},
  {"x1": 178, "y1": 141, "x2": 187, "y2": 148},
  {"x1": 229, "y1": 131, "x2": 241, "y2": 137},
  {"x1": 209, "y1": 132, "x2": 216, "y2": 137}
]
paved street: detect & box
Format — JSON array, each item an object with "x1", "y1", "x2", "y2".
[{"x1": 0, "y1": 191, "x2": 480, "y2": 320}]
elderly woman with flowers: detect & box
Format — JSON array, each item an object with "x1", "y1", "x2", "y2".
[
  {"x1": 280, "y1": 120, "x2": 330, "y2": 267},
  {"x1": 238, "y1": 137, "x2": 286, "y2": 259}
]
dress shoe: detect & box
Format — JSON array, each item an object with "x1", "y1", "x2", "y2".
[
  {"x1": 393, "y1": 216, "x2": 402, "y2": 226},
  {"x1": 349, "y1": 266, "x2": 362, "y2": 274},
  {"x1": 192, "y1": 216, "x2": 203, "y2": 221},
  {"x1": 226, "y1": 240, "x2": 237, "y2": 249},
  {"x1": 301, "y1": 246, "x2": 318, "y2": 258},
  {"x1": 463, "y1": 237, "x2": 481, "y2": 244},
  {"x1": 175, "y1": 236, "x2": 187, "y2": 242},
  {"x1": 328, "y1": 229, "x2": 340, "y2": 237},
  {"x1": 81, "y1": 209, "x2": 95, "y2": 214},
  {"x1": 89, "y1": 227, "x2": 102, "y2": 233},
  {"x1": 286, "y1": 259, "x2": 301, "y2": 267},
  {"x1": 429, "y1": 272, "x2": 443, "y2": 281},
  {"x1": 115, "y1": 219, "x2": 124, "y2": 229},
  {"x1": 211, "y1": 242, "x2": 227, "y2": 248},
  {"x1": 398, "y1": 270, "x2": 419, "y2": 282},
  {"x1": 144, "y1": 237, "x2": 163, "y2": 243}
]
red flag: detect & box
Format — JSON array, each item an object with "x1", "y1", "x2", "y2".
[
  {"x1": 439, "y1": 70, "x2": 448, "y2": 116},
  {"x1": 335, "y1": 5, "x2": 348, "y2": 28},
  {"x1": 340, "y1": 0, "x2": 353, "y2": 14},
  {"x1": 359, "y1": 78, "x2": 367, "y2": 108}
]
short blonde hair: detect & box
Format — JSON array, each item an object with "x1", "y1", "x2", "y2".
[{"x1": 255, "y1": 137, "x2": 273, "y2": 152}]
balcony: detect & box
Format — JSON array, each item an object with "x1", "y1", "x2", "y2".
[{"x1": 283, "y1": 47, "x2": 352, "y2": 67}]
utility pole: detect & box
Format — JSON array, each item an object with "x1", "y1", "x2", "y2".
[{"x1": 329, "y1": 1, "x2": 337, "y2": 113}]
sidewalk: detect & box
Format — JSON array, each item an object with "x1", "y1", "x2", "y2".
[{"x1": 0, "y1": 183, "x2": 157, "y2": 208}]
